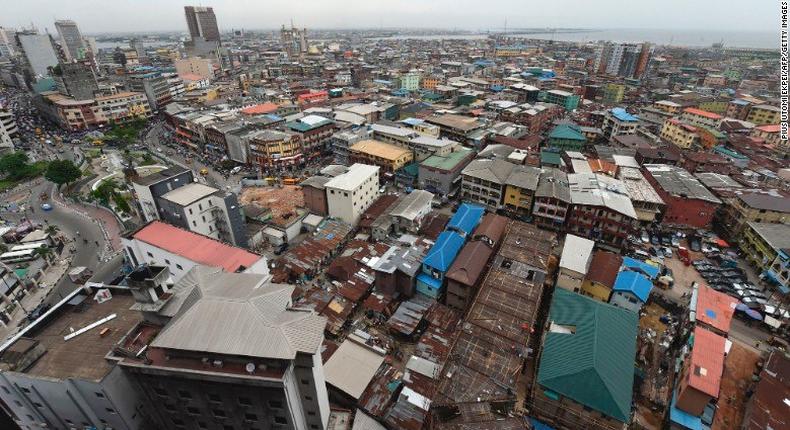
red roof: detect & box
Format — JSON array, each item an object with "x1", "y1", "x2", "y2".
[
  {"x1": 132, "y1": 221, "x2": 261, "y2": 273},
  {"x1": 687, "y1": 327, "x2": 726, "y2": 397},
  {"x1": 683, "y1": 107, "x2": 723, "y2": 120},
  {"x1": 755, "y1": 124, "x2": 780, "y2": 133},
  {"x1": 241, "y1": 102, "x2": 279, "y2": 115},
  {"x1": 695, "y1": 284, "x2": 738, "y2": 334}
]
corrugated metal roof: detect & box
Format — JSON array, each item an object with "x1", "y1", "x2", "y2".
[
  {"x1": 612, "y1": 270, "x2": 653, "y2": 302},
  {"x1": 446, "y1": 203, "x2": 485, "y2": 237},
  {"x1": 422, "y1": 231, "x2": 465, "y2": 272}
]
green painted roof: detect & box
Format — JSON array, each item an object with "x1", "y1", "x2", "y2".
[
  {"x1": 540, "y1": 150, "x2": 562, "y2": 165},
  {"x1": 400, "y1": 162, "x2": 419, "y2": 176},
  {"x1": 548, "y1": 124, "x2": 587, "y2": 142},
  {"x1": 420, "y1": 148, "x2": 473, "y2": 171},
  {"x1": 537, "y1": 288, "x2": 638, "y2": 422}
]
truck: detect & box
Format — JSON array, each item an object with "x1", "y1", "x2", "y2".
[
  {"x1": 68, "y1": 266, "x2": 93, "y2": 284},
  {"x1": 677, "y1": 246, "x2": 691, "y2": 265}
]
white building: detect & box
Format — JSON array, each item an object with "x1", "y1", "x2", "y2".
[
  {"x1": 122, "y1": 221, "x2": 268, "y2": 281},
  {"x1": 0, "y1": 109, "x2": 18, "y2": 150},
  {"x1": 556, "y1": 234, "x2": 595, "y2": 293},
  {"x1": 324, "y1": 163, "x2": 380, "y2": 225}
]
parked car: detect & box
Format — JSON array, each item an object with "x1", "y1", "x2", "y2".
[
  {"x1": 690, "y1": 238, "x2": 701, "y2": 252},
  {"x1": 641, "y1": 231, "x2": 650, "y2": 243}
]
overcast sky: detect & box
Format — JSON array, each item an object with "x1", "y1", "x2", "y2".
[{"x1": 2, "y1": 0, "x2": 776, "y2": 34}]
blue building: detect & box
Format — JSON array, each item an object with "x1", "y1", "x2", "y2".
[
  {"x1": 416, "y1": 231, "x2": 465, "y2": 298},
  {"x1": 609, "y1": 270, "x2": 653, "y2": 313},
  {"x1": 446, "y1": 203, "x2": 485, "y2": 238},
  {"x1": 621, "y1": 257, "x2": 660, "y2": 280}
]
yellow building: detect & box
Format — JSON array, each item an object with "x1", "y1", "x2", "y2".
[
  {"x1": 740, "y1": 222, "x2": 790, "y2": 272},
  {"x1": 579, "y1": 251, "x2": 622, "y2": 302},
  {"x1": 653, "y1": 100, "x2": 682, "y2": 114},
  {"x1": 420, "y1": 76, "x2": 440, "y2": 90},
  {"x1": 602, "y1": 83, "x2": 625, "y2": 105},
  {"x1": 349, "y1": 139, "x2": 413, "y2": 173},
  {"x1": 503, "y1": 167, "x2": 541, "y2": 217},
  {"x1": 747, "y1": 104, "x2": 781, "y2": 125},
  {"x1": 660, "y1": 118, "x2": 699, "y2": 149},
  {"x1": 697, "y1": 100, "x2": 728, "y2": 115},
  {"x1": 722, "y1": 192, "x2": 790, "y2": 238}
]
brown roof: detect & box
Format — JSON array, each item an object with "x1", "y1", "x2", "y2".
[
  {"x1": 744, "y1": 350, "x2": 790, "y2": 430},
  {"x1": 584, "y1": 250, "x2": 623, "y2": 288},
  {"x1": 445, "y1": 241, "x2": 494, "y2": 287},
  {"x1": 472, "y1": 213, "x2": 508, "y2": 246}
]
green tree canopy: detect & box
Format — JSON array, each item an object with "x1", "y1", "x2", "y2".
[
  {"x1": 0, "y1": 152, "x2": 34, "y2": 180},
  {"x1": 45, "y1": 160, "x2": 82, "y2": 186}
]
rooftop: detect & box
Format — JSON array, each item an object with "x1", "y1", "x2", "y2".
[
  {"x1": 160, "y1": 182, "x2": 218, "y2": 206},
  {"x1": 568, "y1": 173, "x2": 637, "y2": 219},
  {"x1": 559, "y1": 234, "x2": 595, "y2": 274},
  {"x1": 133, "y1": 166, "x2": 190, "y2": 186},
  {"x1": 422, "y1": 231, "x2": 466, "y2": 272},
  {"x1": 445, "y1": 241, "x2": 493, "y2": 287},
  {"x1": 609, "y1": 107, "x2": 638, "y2": 122},
  {"x1": 538, "y1": 288, "x2": 638, "y2": 423},
  {"x1": 585, "y1": 250, "x2": 623, "y2": 289},
  {"x1": 324, "y1": 163, "x2": 380, "y2": 191},
  {"x1": 350, "y1": 139, "x2": 412, "y2": 161},
  {"x1": 130, "y1": 221, "x2": 262, "y2": 273},
  {"x1": 612, "y1": 270, "x2": 653, "y2": 302},
  {"x1": 683, "y1": 107, "x2": 723, "y2": 120},
  {"x1": 446, "y1": 203, "x2": 485, "y2": 237},
  {"x1": 693, "y1": 284, "x2": 737, "y2": 334},
  {"x1": 644, "y1": 164, "x2": 722, "y2": 204},
  {"x1": 324, "y1": 335, "x2": 386, "y2": 400},
  {"x1": 687, "y1": 327, "x2": 726, "y2": 398},
  {"x1": 746, "y1": 222, "x2": 790, "y2": 252},
  {"x1": 420, "y1": 148, "x2": 474, "y2": 172}
]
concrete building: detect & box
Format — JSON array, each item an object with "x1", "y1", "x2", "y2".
[
  {"x1": 0, "y1": 27, "x2": 17, "y2": 58},
  {"x1": 174, "y1": 57, "x2": 215, "y2": 81},
  {"x1": 0, "y1": 285, "x2": 149, "y2": 430},
  {"x1": 116, "y1": 265, "x2": 330, "y2": 430},
  {"x1": 643, "y1": 164, "x2": 722, "y2": 229},
  {"x1": 680, "y1": 108, "x2": 722, "y2": 129},
  {"x1": 249, "y1": 129, "x2": 302, "y2": 168},
  {"x1": 617, "y1": 167, "x2": 665, "y2": 224},
  {"x1": 0, "y1": 109, "x2": 18, "y2": 150},
  {"x1": 184, "y1": 6, "x2": 220, "y2": 43},
  {"x1": 746, "y1": 104, "x2": 780, "y2": 125},
  {"x1": 127, "y1": 73, "x2": 173, "y2": 112},
  {"x1": 721, "y1": 192, "x2": 790, "y2": 239},
  {"x1": 502, "y1": 165, "x2": 541, "y2": 218},
  {"x1": 556, "y1": 234, "x2": 595, "y2": 293},
  {"x1": 301, "y1": 176, "x2": 331, "y2": 216},
  {"x1": 609, "y1": 270, "x2": 653, "y2": 313},
  {"x1": 460, "y1": 158, "x2": 517, "y2": 210},
  {"x1": 418, "y1": 147, "x2": 474, "y2": 196},
  {"x1": 33, "y1": 91, "x2": 151, "y2": 131},
  {"x1": 348, "y1": 139, "x2": 413, "y2": 175},
  {"x1": 324, "y1": 164, "x2": 380, "y2": 226},
  {"x1": 53, "y1": 61, "x2": 98, "y2": 100},
  {"x1": 388, "y1": 190, "x2": 434, "y2": 234},
  {"x1": 673, "y1": 327, "x2": 726, "y2": 417},
  {"x1": 532, "y1": 168, "x2": 571, "y2": 231},
  {"x1": 567, "y1": 173, "x2": 638, "y2": 250},
  {"x1": 739, "y1": 222, "x2": 790, "y2": 275},
  {"x1": 54, "y1": 20, "x2": 85, "y2": 61},
  {"x1": 122, "y1": 221, "x2": 268, "y2": 281},
  {"x1": 16, "y1": 32, "x2": 59, "y2": 78},
  {"x1": 156, "y1": 182, "x2": 247, "y2": 247},
  {"x1": 602, "y1": 108, "x2": 639, "y2": 143},
  {"x1": 131, "y1": 166, "x2": 195, "y2": 222},
  {"x1": 660, "y1": 119, "x2": 699, "y2": 149}
]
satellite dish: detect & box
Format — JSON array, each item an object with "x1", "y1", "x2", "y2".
[{"x1": 245, "y1": 363, "x2": 256, "y2": 374}]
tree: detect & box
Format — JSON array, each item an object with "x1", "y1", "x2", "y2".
[
  {"x1": 0, "y1": 152, "x2": 34, "y2": 180},
  {"x1": 92, "y1": 178, "x2": 118, "y2": 205},
  {"x1": 44, "y1": 160, "x2": 82, "y2": 186}
]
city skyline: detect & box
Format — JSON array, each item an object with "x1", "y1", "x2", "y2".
[{"x1": 2, "y1": 0, "x2": 776, "y2": 34}]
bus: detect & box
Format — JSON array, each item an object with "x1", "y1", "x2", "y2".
[
  {"x1": 10, "y1": 242, "x2": 48, "y2": 252},
  {"x1": 0, "y1": 249, "x2": 38, "y2": 263}
]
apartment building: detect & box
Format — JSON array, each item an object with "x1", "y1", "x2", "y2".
[
  {"x1": 33, "y1": 91, "x2": 151, "y2": 131},
  {"x1": 617, "y1": 167, "x2": 665, "y2": 225},
  {"x1": 746, "y1": 104, "x2": 780, "y2": 125},
  {"x1": 643, "y1": 164, "x2": 722, "y2": 229},
  {"x1": 602, "y1": 107, "x2": 639, "y2": 142},
  {"x1": 127, "y1": 73, "x2": 173, "y2": 111},
  {"x1": 0, "y1": 109, "x2": 18, "y2": 149},
  {"x1": 739, "y1": 222, "x2": 790, "y2": 274},
  {"x1": 532, "y1": 168, "x2": 572, "y2": 230},
  {"x1": 324, "y1": 164, "x2": 380, "y2": 225},
  {"x1": 680, "y1": 107, "x2": 722, "y2": 129},
  {"x1": 131, "y1": 166, "x2": 195, "y2": 222},
  {"x1": 174, "y1": 57, "x2": 215, "y2": 80},
  {"x1": 460, "y1": 158, "x2": 515, "y2": 210},
  {"x1": 249, "y1": 129, "x2": 303, "y2": 168},
  {"x1": 418, "y1": 147, "x2": 474, "y2": 196},
  {"x1": 721, "y1": 192, "x2": 790, "y2": 239},
  {"x1": 156, "y1": 182, "x2": 248, "y2": 247},
  {"x1": 348, "y1": 139, "x2": 413, "y2": 175},
  {"x1": 541, "y1": 89, "x2": 580, "y2": 111},
  {"x1": 660, "y1": 118, "x2": 700, "y2": 149},
  {"x1": 285, "y1": 115, "x2": 335, "y2": 160},
  {"x1": 567, "y1": 172, "x2": 638, "y2": 250},
  {"x1": 503, "y1": 165, "x2": 541, "y2": 218}
]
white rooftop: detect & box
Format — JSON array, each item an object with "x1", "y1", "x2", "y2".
[
  {"x1": 160, "y1": 182, "x2": 217, "y2": 206},
  {"x1": 559, "y1": 234, "x2": 595, "y2": 274},
  {"x1": 324, "y1": 163, "x2": 380, "y2": 191}
]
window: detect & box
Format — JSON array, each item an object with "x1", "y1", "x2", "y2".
[
  {"x1": 245, "y1": 413, "x2": 258, "y2": 422},
  {"x1": 1, "y1": 386, "x2": 9, "y2": 394},
  {"x1": 106, "y1": 408, "x2": 116, "y2": 414},
  {"x1": 305, "y1": 396, "x2": 313, "y2": 401},
  {"x1": 212, "y1": 409, "x2": 226, "y2": 418},
  {"x1": 176, "y1": 264, "x2": 183, "y2": 270},
  {"x1": 32, "y1": 402, "x2": 43, "y2": 408},
  {"x1": 274, "y1": 416, "x2": 288, "y2": 424},
  {"x1": 26, "y1": 415, "x2": 34, "y2": 421},
  {"x1": 164, "y1": 403, "x2": 176, "y2": 412},
  {"x1": 307, "y1": 411, "x2": 316, "y2": 416},
  {"x1": 311, "y1": 426, "x2": 319, "y2": 429},
  {"x1": 208, "y1": 393, "x2": 221, "y2": 403},
  {"x1": 189, "y1": 208, "x2": 193, "y2": 215},
  {"x1": 154, "y1": 387, "x2": 168, "y2": 397},
  {"x1": 192, "y1": 221, "x2": 197, "y2": 227},
  {"x1": 199, "y1": 204, "x2": 203, "y2": 211},
  {"x1": 178, "y1": 390, "x2": 191, "y2": 399},
  {"x1": 187, "y1": 407, "x2": 200, "y2": 415},
  {"x1": 164, "y1": 259, "x2": 170, "y2": 265},
  {"x1": 14, "y1": 400, "x2": 22, "y2": 407},
  {"x1": 267, "y1": 400, "x2": 282, "y2": 408}
]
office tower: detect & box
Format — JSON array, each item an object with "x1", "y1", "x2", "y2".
[
  {"x1": 54, "y1": 20, "x2": 85, "y2": 61},
  {"x1": 634, "y1": 42, "x2": 653, "y2": 79},
  {"x1": 53, "y1": 61, "x2": 98, "y2": 100},
  {"x1": 184, "y1": 6, "x2": 220, "y2": 43},
  {"x1": 595, "y1": 42, "x2": 650, "y2": 79},
  {"x1": 15, "y1": 32, "x2": 59, "y2": 78},
  {"x1": 280, "y1": 24, "x2": 308, "y2": 58}
]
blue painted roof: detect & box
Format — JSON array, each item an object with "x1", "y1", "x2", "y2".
[
  {"x1": 621, "y1": 257, "x2": 660, "y2": 280},
  {"x1": 401, "y1": 118, "x2": 424, "y2": 126},
  {"x1": 613, "y1": 270, "x2": 653, "y2": 302},
  {"x1": 669, "y1": 390, "x2": 703, "y2": 430},
  {"x1": 447, "y1": 203, "x2": 485, "y2": 236},
  {"x1": 422, "y1": 231, "x2": 465, "y2": 272},
  {"x1": 610, "y1": 108, "x2": 639, "y2": 122},
  {"x1": 416, "y1": 273, "x2": 443, "y2": 290}
]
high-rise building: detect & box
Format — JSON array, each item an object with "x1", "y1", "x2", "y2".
[
  {"x1": 595, "y1": 42, "x2": 651, "y2": 79},
  {"x1": 280, "y1": 24, "x2": 308, "y2": 58},
  {"x1": 15, "y1": 31, "x2": 59, "y2": 78},
  {"x1": 0, "y1": 27, "x2": 17, "y2": 58},
  {"x1": 130, "y1": 38, "x2": 145, "y2": 58},
  {"x1": 0, "y1": 109, "x2": 18, "y2": 150},
  {"x1": 54, "y1": 19, "x2": 85, "y2": 61},
  {"x1": 53, "y1": 61, "x2": 98, "y2": 100},
  {"x1": 634, "y1": 42, "x2": 653, "y2": 79},
  {"x1": 184, "y1": 6, "x2": 220, "y2": 43}
]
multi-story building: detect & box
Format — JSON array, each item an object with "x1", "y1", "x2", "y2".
[
  {"x1": 556, "y1": 234, "x2": 595, "y2": 293},
  {"x1": 680, "y1": 107, "x2": 722, "y2": 129},
  {"x1": 532, "y1": 167, "x2": 572, "y2": 230},
  {"x1": 547, "y1": 124, "x2": 587, "y2": 151},
  {"x1": 127, "y1": 73, "x2": 173, "y2": 111},
  {"x1": 324, "y1": 163, "x2": 380, "y2": 225},
  {"x1": 184, "y1": 6, "x2": 220, "y2": 43},
  {"x1": 460, "y1": 158, "x2": 516, "y2": 210},
  {"x1": 398, "y1": 71, "x2": 420, "y2": 91},
  {"x1": 567, "y1": 172, "x2": 638, "y2": 250},
  {"x1": 155, "y1": 182, "x2": 247, "y2": 247},
  {"x1": 424, "y1": 114, "x2": 485, "y2": 145},
  {"x1": 16, "y1": 32, "x2": 59, "y2": 78},
  {"x1": 739, "y1": 222, "x2": 790, "y2": 274},
  {"x1": 33, "y1": 91, "x2": 151, "y2": 130},
  {"x1": 0, "y1": 109, "x2": 18, "y2": 149},
  {"x1": 131, "y1": 166, "x2": 195, "y2": 222},
  {"x1": 617, "y1": 167, "x2": 665, "y2": 224},
  {"x1": 0, "y1": 27, "x2": 17, "y2": 58},
  {"x1": 329, "y1": 128, "x2": 367, "y2": 165},
  {"x1": 643, "y1": 164, "x2": 722, "y2": 229},
  {"x1": 721, "y1": 192, "x2": 790, "y2": 239},
  {"x1": 725, "y1": 99, "x2": 752, "y2": 120},
  {"x1": 602, "y1": 83, "x2": 625, "y2": 105},
  {"x1": 418, "y1": 147, "x2": 474, "y2": 196},
  {"x1": 348, "y1": 139, "x2": 413, "y2": 175},
  {"x1": 54, "y1": 20, "x2": 86, "y2": 61},
  {"x1": 672, "y1": 327, "x2": 726, "y2": 419},
  {"x1": 503, "y1": 165, "x2": 541, "y2": 218},
  {"x1": 541, "y1": 89, "x2": 580, "y2": 111},
  {"x1": 280, "y1": 24, "x2": 308, "y2": 57},
  {"x1": 249, "y1": 129, "x2": 303, "y2": 168},
  {"x1": 660, "y1": 118, "x2": 699, "y2": 149},
  {"x1": 53, "y1": 61, "x2": 98, "y2": 100},
  {"x1": 746, "y1": 104, "x2": 780, "y2": 125},
  {"x1": 285, "y1": 115, "x2": 335, "y2": 160},
  {"x1": 533, "y1": 288, "x2": 638, "y2": 430},
  {"x1": 602, "y1": 107, "x2": 638, "y2": 143}
]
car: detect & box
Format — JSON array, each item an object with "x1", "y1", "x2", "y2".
[
  {"x1": 40, "y1": 203, "x2": 52, "y2": 211},
  {"x1": 662, "y1": 247, "x2": 673, "y2": 258},
  {"x1": 671, "y1": 236, "x2": 680, "y2": 247},
  {"x1": 690, "y1": 238, "x2": 701, "y2": 252},
  {"x1": 640, "y1": 231, "x2": 650, "y2": 243},
  {"x1": 661, "y1": 236, "x2": 672, "y2": 246},
  {"x1": 650, "y1": 235, "x2": 660, "y2": 245}
]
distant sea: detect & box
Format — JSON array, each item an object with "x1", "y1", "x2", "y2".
[{"x1": 379, "y1": 28, "x2": 779, "y2": 50}]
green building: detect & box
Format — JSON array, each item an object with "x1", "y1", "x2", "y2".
[
  {"x1": 602, "y1": 83, "x2": 625, "y2": 105},
  {"x1": 547, "y1": 124, "x2": 587, "y2": 151},
  {"x1": 540, "y1": 89, "x2": 580, "y2": 111}
]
